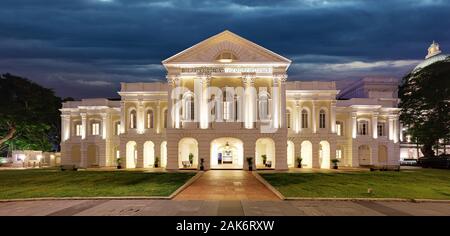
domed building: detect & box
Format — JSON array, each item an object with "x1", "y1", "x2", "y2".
[{"x1": 413, "y1": 41, "x2": 449, "y2": 72}]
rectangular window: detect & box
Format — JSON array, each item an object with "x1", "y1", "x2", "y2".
[
  {"x1": 336, "y1": 149, "x2": 342, "y2": 159},
  {"x1": 358, "y1": 121, "x2": 368, "y2": 135},
  {"x1": 319, "y1": 113, "x2": 326, "y2": 129},
  {"x1": 92, "y1": 123, "x2": 100, "y2": 135},
  {"x1": 115, "y1": 123, "x2": 121, "y2": 135},
  {"x1": 377, "y1": 123, "x2": 385, "y2": 137},
  {"x1": 336, "y1": 122, "x2": 342, "y2": 136},
  {"x1": 75, "y1": 124, "x2": 82, "y2": 136},
  {"x1": 301, "y1": 112, "x2": 308, "y2": 128}
]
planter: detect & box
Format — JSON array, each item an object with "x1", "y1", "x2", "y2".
[
  {"x1": 332, "y1": 165, "x2": 338, "y2": 169},
  {"x1": 297, "y1": 164, "x2": 302, "y2": 168},
  {"x1": 248, "y1": 166, "x2": 253, "y2": 171},
  {"x1": 154, "y1": 164, "x2": 159, "y2": 168},
  {"x1": 117, "y1": 165, "x2": 122, "y2": 169}
]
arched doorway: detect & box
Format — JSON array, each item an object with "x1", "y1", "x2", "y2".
[
  {"x1": 287, "y1": 141, "x2": 295, "y2": 168},
  {"x1": 71, "y1": 145, "x2": 81, "y2": 165},
  {"x1": 143, "y1": 141, "x2": 155, "y2": 168},
  {"x1": 160, "y1": 141, "x2": 167, "y2": 168},
  {"x1": 87, "y1": 144, "x2": 98, "y2": 167},
  {"x1": 126, "y1": 141, "x2": 137, "y2": 168},
  {"x1": 210, "y1": 137, "x2": 243, "y2": 169},
  {"x1": 358, "y1": 145, "x2": 371, "y2": 166},
  {"x1": 301, "y1": 141, "x2": 313, "y2": 168},
  {"x1": 378, "y1": 145, "x2": 388, "y2": 165},
  {"x1": 178, "y1": 138, "x2": 198, "y2": 168},
  {"x1": 319, "y1": 141, "x2": 330, "y2": 169},
  {"x1": 255, "y1": 138, "x2": 275, "y2": 168}
]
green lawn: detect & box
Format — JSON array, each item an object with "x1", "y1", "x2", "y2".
[
  {"x1": 260, "y1": 169, "x2": 450, "y2": 199},
  {"x1": 0, "y1": 169, "x2": 195, "y2": 199}
]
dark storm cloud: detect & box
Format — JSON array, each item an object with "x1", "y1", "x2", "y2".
[{"x1": 0, "y1": 0, "x2": 449, "y2": 98}]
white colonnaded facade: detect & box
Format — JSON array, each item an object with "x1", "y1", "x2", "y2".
[{"x1": 60, "y1": 30, "x2": 401, "y2": 170}]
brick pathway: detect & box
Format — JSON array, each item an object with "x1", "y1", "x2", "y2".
[{"x1": 174, "y1": 170, "x2": 280, "y2": 201}]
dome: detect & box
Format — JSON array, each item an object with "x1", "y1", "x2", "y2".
[{"x1": 413, "y1": 41, "x2": 449, "y2": 72}]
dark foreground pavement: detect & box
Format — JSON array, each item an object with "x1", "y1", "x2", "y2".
[{"x1": 0, "y1": 199, "x2": 449, "y2": 216}]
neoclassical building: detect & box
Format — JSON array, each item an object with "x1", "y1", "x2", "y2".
[{"x1": 60, "y1": 31, "x2": 400, "y2": 170}]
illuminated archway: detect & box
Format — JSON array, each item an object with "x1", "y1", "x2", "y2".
[
  {"x1": 143, "y1": 141, "x2": 155, "y2": 168},
  {"x1": 178, "y1": 138, "x2": 198, "y2": 168},
  {"x1": 255, "y1": 138, "x2": 276, "y2": 168},
  {"x1": 210, "y1": 137, "x2": 243, "y2": 169},
  {"x1": 319, "y1": 141, "x2": 330, "y2": 169},
  {"x1": 300, "y1": 141, "x2": 313, "y2": 168},
  {"x1": 160, "y1": 141, "x2": 167, "y2": 168},
  {"x1": 126, "y1": 141, "x2": 137, "y2": 168},
  {"x1": 287, "y1": 140, "x2": 295, "y2": 168}
]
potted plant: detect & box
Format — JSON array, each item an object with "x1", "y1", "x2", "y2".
[
  {"x1": 246, "y1": 157, "x2": 253, "y2": 171},
  {"x1": 296, "y1": 156, "x2": 303, "y2": 168},
  {"x1": 261, "y1": 154, "x2": 267, "y2": 165},
  {"x1": 199, "y1": 158, "x2": 205, "y2": 171},
  {"x1": 154, "y1": 156, "x2": 160, "y2": 168},
  {"x1": 116, "y1": 158, "x2": 122, "y2": 169},
  {"x1": 189, "y1": 153, "x2": 194, "y2": 165},
  {"x1": 331, "y1": 158, "x2": 340, "y2": 169}
]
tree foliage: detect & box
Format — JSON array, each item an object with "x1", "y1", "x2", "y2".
[
  {"x1": 399, "y1": 59, "x2": 450, "y2": 157},
  {"x1": 0, "y1": 74, "x2": 62, "y2": 154}
]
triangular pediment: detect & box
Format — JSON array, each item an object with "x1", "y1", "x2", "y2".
[{"x1": 162, "y1": 30, "x2": 291, "y2": 65}]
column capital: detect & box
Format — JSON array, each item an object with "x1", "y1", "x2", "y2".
[
  {"x1": 273, "y1": 73, "x2": 288, "y2": 82},
  {"x1": 166, "y1": 74, "x2": 181, "y2": 86},
  {"x1": 242, "y1": 73, "x2": 255, "y2": 87}
]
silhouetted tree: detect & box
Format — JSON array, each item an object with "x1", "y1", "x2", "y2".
[{"x1": 399, "y1": 59, "x2": 450, "y2": 157}]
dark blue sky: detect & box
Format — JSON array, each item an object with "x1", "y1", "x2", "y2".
[{"x1": 1, "y1": 0, "x2": 449, "y2": 98}]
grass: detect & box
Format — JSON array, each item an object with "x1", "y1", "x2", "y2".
[
  {"x1": 260, "y1": 169, "x2": 450, "y2": 199},
  {"x1": 0, "y1": 169, "x2": 195, "y2": 199}
]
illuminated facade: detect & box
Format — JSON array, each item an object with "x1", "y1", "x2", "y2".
[{"x1": 60, "y1": 31, "x2": 401, "y2": 170}]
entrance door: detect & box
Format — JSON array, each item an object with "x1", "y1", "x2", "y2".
[{"x1": 210, "y1": 138, "x2": 243, "y2": 169}]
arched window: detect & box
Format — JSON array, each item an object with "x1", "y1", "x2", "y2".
[
  {"x1": 301, "y1": 109, "x2": 308, "y2": 128},
  {"x1": 146, "y1": 110, "x2": 154, "y2": 129},
  {"x1": 163, "y1": 109, "x2": 168, "y2": 128},
  {"x1": 319, "y1": 109, "x2": 326, "y2": 129},
  {"x1": 336, "y1": 121, "x2": 343, "y2": 136},
  {"x1": 286, "y1": 109, "x2": 291, "y2": 129},
  {"x1": 130, "y1": 110, "x2": 137, "y2": 129},
  {"x1": 358, "y1": 120, "x2": 369, "y2": 135}
]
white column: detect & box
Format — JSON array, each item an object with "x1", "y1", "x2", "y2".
[
  {"x1": 330, "y1": 101, "x2": 336, "y2": 133},
  {"x1": 120, "y1": 101, "x2": 126, "y2": 134},
  {"x1": 295, "y1": 100, "x2": 300, "y2": 133},
  {"x1": 399, "y1": 122, "x2": 403, "y2": 142},
  {"x1": 352, "y1": 112, "x2": 357, "y2": 139},
  {"x1": 243, "y1": 73, "x2": 255, "y2": 129},
  {"x1": 299, "y1": 103, "x2": 303, "y2": 133},
  {"x1": 200, "y1": 73, "x2": 211, "y2": 129},
  {"x1": 156, "y1": 99, "x2": 161, "y2": 134},
  {"x1": 388, "y1": 116, "x2": 394, "y2": 141},
  {"x1": 372, "y1": 112, "x2": 378, "y2": 139},
  {"x1": 137, "y1": 99, "x2": 145, "y2": 133},
  {"x1": 312, "y1": 101, "x2": 317, "y2": 133},
  {"x1": 166, "y1": 74, "x2": 180, "y2": 129},
  {"x1": 81, "y1": 113, "x2": 87, "y2": 139},
  {"x1": 102, "y1": 113, "x2": 109, "y2": 139},
  {"x1": 278, "y1": 74, "x2": 287, "y2": 128},
  {"x1": 61, "y1": 115, "x2": 70, "y2": 142},
  {"x1": 393, "y1": 117, "x2": 399, "y2": 143}
]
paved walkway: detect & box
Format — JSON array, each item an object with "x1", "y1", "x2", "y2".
[
  {"x1": 174, "y1": 170, "x2": 280, "y2": 201},
  {"x1": 0, "y1": 199, "x2": 449, "y2": 216}
]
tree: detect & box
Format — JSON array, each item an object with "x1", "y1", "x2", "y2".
[
  {"x1": 399, "y1": 59, "x2": 450, "y2": 157},
  {"x1": 0, "y1": 74, "x2": 62, "y2": 154}
]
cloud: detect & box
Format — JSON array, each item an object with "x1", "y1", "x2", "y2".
[{"x1": 0, "y1": 0, "x2": 449, "y2": 98}]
